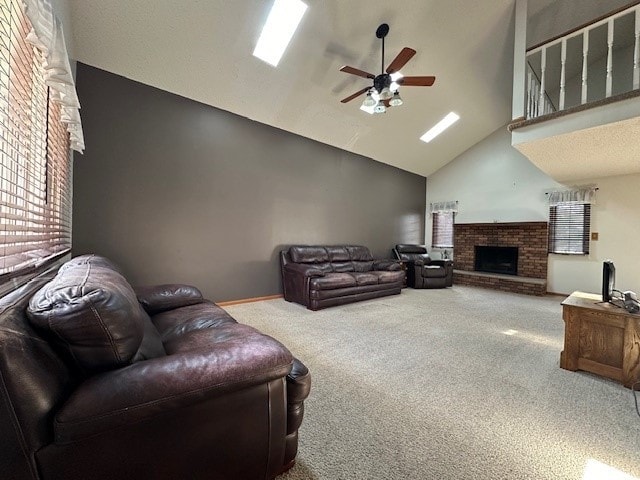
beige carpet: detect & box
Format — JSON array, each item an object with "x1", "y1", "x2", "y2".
[{"x1": 224, "y1": 286, "x2": 640, "y2": 480}]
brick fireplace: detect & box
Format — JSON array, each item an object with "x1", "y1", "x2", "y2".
[{"x1": 453, "y1": 222, "x2": 548, "y2": 295}]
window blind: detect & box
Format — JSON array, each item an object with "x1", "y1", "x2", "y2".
[
  {"x1": 0, "y1": 0, "x2": 71, "y2": 279},
  {"x1": 548, "y1": 203, "x2": 591, "y2": 255},
  {"x1": 432, "y1": 211, "x2": 454, "y2": 248}
]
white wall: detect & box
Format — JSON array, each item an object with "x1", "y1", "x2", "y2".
[
  {"x1": 426, "y1": 125, "x2": 640, "y2": 296},
  {"x1": 527, "y1": 0, "x2": 632, "y2": 49},
  {"x1": 550, "y1": 172, "x2": 640, "y2": 295}
]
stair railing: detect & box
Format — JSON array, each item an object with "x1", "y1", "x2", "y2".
[
  {"x1": 527, "y1": 61, "x2": 556, "y2": 118},
  {"x1": 525, "y1": 2, "x2": 640, "y2": 120}
]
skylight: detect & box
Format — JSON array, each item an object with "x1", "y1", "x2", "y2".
[
  {"x1": 253, "y1": 0, "x2": 308, "y2": 67},
  {"x1": 420, "y1": 112, "x2": 460, "y2": 143}
]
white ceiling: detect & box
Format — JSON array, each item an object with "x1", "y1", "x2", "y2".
[{"x1": 67, "y1": 0, "x2": 523, "y2": 177}]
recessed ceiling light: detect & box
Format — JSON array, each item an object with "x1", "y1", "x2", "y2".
[
  {"x1": 420, "y1": 112, "x2": 460, "y2": 143},
  {"x1": 253, "y1": 0, "x2": 308, "y2": 67}
]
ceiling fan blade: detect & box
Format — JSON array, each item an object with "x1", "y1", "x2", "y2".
[
  {"x1": 339, "y1": 66, "x2": 376, "y2": 79},
  {"x1": 386, "y1": 47, "x2": 416, "y2": 74},
  {"x1": 340, "y1": 87, "x2": 371, "y2": 103},
  {"x1": 398, "y1": 76, "x2": 436, "y2": 86}
]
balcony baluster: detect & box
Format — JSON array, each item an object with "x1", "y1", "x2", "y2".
[
  {"x1": 634, "y1": 8, "x2": 640, "y2": 89},
  {"x1": 582, "y1": 31, "x2": 589, "y2": 104},
  {"x1": 606, "y1": 18, "x2": 614, "y2": 98}
]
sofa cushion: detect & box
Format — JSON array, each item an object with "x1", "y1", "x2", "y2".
[
  {"x1": 27, "y1": 263, "x2": 147, "y2": 373},
  {"x1": 163, "y1": 323, "x2": 275, "y2": 355},
  {"x1": 314, "y1": 262, "x2": 333, "y2": 273},
  {"x1": 370, "y1": 270, "x2": 405, "y2": 284},
  {"x1": 151, "y1": 302, "x2": 237, "y2": 342},
  {"x1": 309, "y1": 273, "x2": 357, "y2": 290},
  {"x1": 326, "y1": 246, "x2": 349, "y2": 262},
  {"x1": 331, "y1": 262, "x2": 353, "y2": 273},
  {"x1": 346, "y1": 246, "x2": 373, "y2": 261},
  {"x1": 350, "y1": 272, "x2": 379, "y2": 286},
  {"x1": 352, "y1": 260, "x2": 374, "y2": 272},
  {"x1": 57, "y1": 258, "x2": 166, "y2": 363},
  {"x1": 289, "y1": 246, "x2": 329, "y2": 263},
  {"x1": 58, "y1": 254, "x2": 123, "y2": 274},
  {"x1": 310, "y1": 283, "x2": 400, "y2": 299}
]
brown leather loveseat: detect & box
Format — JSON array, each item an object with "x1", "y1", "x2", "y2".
[
  {"x1": 0, "y1": 254, "x2": 310, "y2": 480},
  {"x1": 280, "y1": 245, "x2": 404, "y2": 310}
]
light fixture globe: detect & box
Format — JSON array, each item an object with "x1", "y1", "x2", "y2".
[
  {"x1": 379, "y1": 86, "x2": 393, "y2": 100},
  {"x1": 362, "y1": 90, "x2": 377, "y2": 108},
  {"x1": 374, "y1": 102, "x2": 386, "y2": 114},
  {"x1": 389, "y1": 90, "x2": 403, "y2": 107}
]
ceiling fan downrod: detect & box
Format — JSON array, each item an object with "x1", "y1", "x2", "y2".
[{"x1": 376, "y1": 23, "x2": 389, "y2": 75}]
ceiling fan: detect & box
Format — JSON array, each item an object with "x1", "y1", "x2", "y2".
[{"x1": 339, "y1": 23, "x2": 435, "y2": 113}]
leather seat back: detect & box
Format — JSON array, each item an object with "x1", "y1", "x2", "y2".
[
  {"x1": 393, "y1": 244, "x2": 431, "y2": 264},
  {"x1": 285, "y1": 245, "x2": 376, "y2": 273},
  {"x1": 0, "y1": 272, "x2": 76, "y2": 477}
]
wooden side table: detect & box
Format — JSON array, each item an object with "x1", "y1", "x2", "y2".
[{"x1": 561, "y1": 291, "x2": 640, "y2": 388}]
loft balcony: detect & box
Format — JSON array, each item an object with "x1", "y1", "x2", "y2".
[{"x1": 509, "y1": 2, "x2": 640, "y2": 182}]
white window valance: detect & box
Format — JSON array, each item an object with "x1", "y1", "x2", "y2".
[
  {"x1": 547, "y1": 185, "x2": 597, "y2": 206},
  {"x1": 430, "y1": 201, "x2": 458, "y2": 214},
  {"x1": 23, "y1": 0, "x2": 84, "y2": 152}
]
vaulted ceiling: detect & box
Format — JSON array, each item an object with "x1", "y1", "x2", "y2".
[
  {"x1": 67, "y1": 1, "x2": 630, "y2": 178},
  {"x1": 66, "y1": 0, "x2": 524, "y2": 177}
]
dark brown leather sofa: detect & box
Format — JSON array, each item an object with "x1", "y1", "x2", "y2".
[
  {"x1": 393, "y1": 244, "x2": 453, "y2": 289},
  {"x1": 0, "y1": 254, "x2": 310, "y2": 480},
  {"x1": 280, "y1": 245, "x2": 404, "y2": 310}
]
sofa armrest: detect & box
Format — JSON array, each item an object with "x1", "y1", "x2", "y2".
[
  {"x1": 134, "y1": 284, "x2": 204, "y2": 314},
  {"x1": 283, "y1": 263, "x2": 325, "y2": 277},
  {"x1": 285, "y1": 358, "x2": 311, "y2": 435},
  {"x1": 373, "y1": 260, "x2": 402, "y2": 271},
  {"x1": 54, "y1": 337, "x2": 293, "y2": 443},
  {"x1": 282, "y1": 264, "x2": 323, "y2": 307}
]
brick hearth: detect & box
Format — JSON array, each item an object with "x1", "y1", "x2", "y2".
[{"x1": 453, "y1": 222, "x2": 548, "y2": 295}]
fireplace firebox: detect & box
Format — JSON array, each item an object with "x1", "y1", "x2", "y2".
[{"x1": 474, "y1": 246, "x2": 518, "y2": 276}]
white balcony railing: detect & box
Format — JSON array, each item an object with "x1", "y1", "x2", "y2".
[
  {"x1": 525, "y1": 3, "x2": 640, "y2": 120},
  {"x1": 526, "y1": 62, "x2": 555, "y2": 118}
]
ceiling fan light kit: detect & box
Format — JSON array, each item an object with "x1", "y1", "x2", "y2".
[
  {"x1": 339, "y1": 23, "x2": 435, "y2": 114},
  {"x1": 389, "y1": 91, "x2": 403, "y2": 107},
  {"x1": 362, "y1": 90, "x2": 377, "y2": 107}
]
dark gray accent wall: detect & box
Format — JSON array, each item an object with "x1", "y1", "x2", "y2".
[{"x1": 73, "y1": 64, "x2": 426, "y2": 301}]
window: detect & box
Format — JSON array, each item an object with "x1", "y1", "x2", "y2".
[
  {"x1": 548, "y1": 202, "x2": 591, "y2": 255},
  {"x1": 0, "y1": 0, "x2": 72, "y2": 280},
  {"x1": 432, "y1": 211, "x2": 454, "y2": 248}
]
